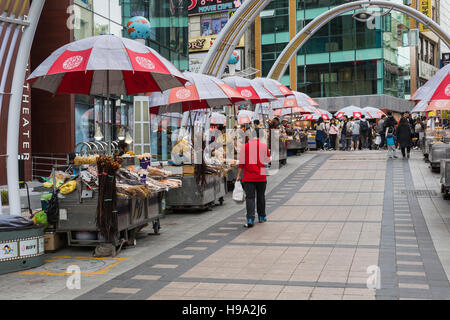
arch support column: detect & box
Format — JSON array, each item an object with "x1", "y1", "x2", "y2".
[{"x1": 6, "y1": 0, "x2": 46, "y2": 215}]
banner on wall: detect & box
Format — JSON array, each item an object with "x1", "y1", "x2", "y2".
[
  {"x1": 418, "y1": 0, "x2": 432, "y2": 32},
  {"x1": 189, "y1": 35, "x2": 245, "y2": 53},
  {"x1": 188, "y1": 0, "x2": 243, "y2": 15}
]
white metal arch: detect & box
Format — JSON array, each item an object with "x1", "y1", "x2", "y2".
[
  {"x1": 199, "y1": 0, "x2": 272, "y2": 77},
  {"x1": 6, "y1": 0, "x2": 46, "y2": 215},
  {"x1": 267, "y1": 0, "x2": 450, "y2": 80}
]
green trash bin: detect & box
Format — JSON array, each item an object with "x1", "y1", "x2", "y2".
[{"x1": 40, "y1": 193, "x2": 52, "y2": 211}]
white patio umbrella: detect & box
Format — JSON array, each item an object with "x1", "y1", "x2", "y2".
[
  {"x1": 362, "y1": 107, "x2": 386, "y2": 119},
  {"x1": 222, "y1": 76, "x2": 277, "y2": 104},
  {"x1": 335, "y1": 106, "x2": 364, "y2": 119},
  {"x1": 253, "y1": 77, "x2": 293, "y2": 98}
]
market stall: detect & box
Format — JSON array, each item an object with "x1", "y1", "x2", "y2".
[
  {"x1": 147, "y1": 72, "x2": 246, "y2": 211},
  {"x1": 42, "y1": 142, "x2": 183, "y2": 251},
  {"x1": 27, "y1": 34, "x2": 189, "y2": 255}
]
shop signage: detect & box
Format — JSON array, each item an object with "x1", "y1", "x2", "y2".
[
  {"x1": 0, "y1": 242, "x2": 19, "y2": 260},
  {"x1": 19, "y1": 64, "x2": 32, "y2": 180},
  {"x1": 20, "y1": 239, "x2": 38, "y2": 256},
  {"x1": 188, "y1": 0, "x2": 242, "y2": 15},
  {"x1": 418, "y1": 0, "x2": 431, "y2": 32},
  {"x1": 189, "y1": 35, "x2": 244, "y2": 52},
  {"x1": 419, "y1": 60, "x2": 439, "y2": 80}
]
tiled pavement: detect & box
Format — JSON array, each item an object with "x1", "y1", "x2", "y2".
[{"x1": 75, "y1": 151, "x2": 450, "y2": 300}]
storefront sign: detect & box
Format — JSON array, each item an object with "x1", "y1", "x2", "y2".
[
  {"x1": 189, "y1": 35, "x2": 244, "y2": 52},
  {"x1": 188, "y1": 0, "x2": 242, "y2": 15},
  {"x1": 0, "y1": 242, "x2": 19, "y2": 260},
  {"x1": 419, "y1": 60, "x2": 439, "y2": 80},
  {"x1": 419, "y1": 0, "x2": 431, "y2": 31}
]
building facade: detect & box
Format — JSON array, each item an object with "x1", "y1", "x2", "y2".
[
  {"x1": 29, "y1": 0, "x2": 189, "y2": 180},
  {"x1": 253, "y1": 0, "x2": 444, "y2": 111},
  {"x1": 187, "y1": 0, "x2": 254, "y2": 76}
]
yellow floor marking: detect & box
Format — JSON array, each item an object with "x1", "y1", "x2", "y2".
[{"x1": 19, "y1": 256, "x2": 129, "y2": 277}]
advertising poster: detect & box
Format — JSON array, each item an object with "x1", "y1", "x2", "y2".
[{"x1": 0, "y1": 241, "x2": 19, "y2": 260}]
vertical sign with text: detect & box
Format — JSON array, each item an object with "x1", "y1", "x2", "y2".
[
  {"x1": 19, "y1": 64, "x2": 32, "y2": 181},
  {"x1": 419, "y1": 0, "x2": 431, "y2": 32}
]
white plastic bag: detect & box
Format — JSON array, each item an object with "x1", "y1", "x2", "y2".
[
  {"x1": 375, "y1": 135, "x2": 381, "y2": 145},
  {"x1": 233, "y1": 181, "x2": 245, "y2": 202}
]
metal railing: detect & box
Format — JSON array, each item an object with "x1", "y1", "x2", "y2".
[{"x1": 32, "y1": 153, "x2": 69, "y2": 181}]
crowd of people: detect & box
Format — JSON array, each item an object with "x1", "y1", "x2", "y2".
[{"x1": 314, "y1": 111, "x2": 440, "y2": 159}]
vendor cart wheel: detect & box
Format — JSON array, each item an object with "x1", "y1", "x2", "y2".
[
  {"x1": 153, "y1": 220, "x2": 161, "y2": 235},
  {"x1": 219, "y1": 197, "x2": 224, "y2": 206}
]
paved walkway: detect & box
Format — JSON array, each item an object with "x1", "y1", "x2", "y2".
[
  {"x1": 1, "y1": 150, "x2": 449, "y2": 300},
  {"x1": 77, "y1": 151, "x2": 450, "y2": 300}
]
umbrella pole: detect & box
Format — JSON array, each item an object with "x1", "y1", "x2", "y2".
[
  {"x1": 188, "y1": 102, "x2": 193, "y2": 164},
  {"x1": 106, "y1": 70, "x2": 111, "y2": 156}
]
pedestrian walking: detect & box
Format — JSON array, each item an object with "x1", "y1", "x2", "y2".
[
  {"x1": 396, "y1": 117, "x2": 413, "y2": 159},
  {"x1": 377, "y1": 115, "x2": 386, "y2": 148},
  {"x1": 351, "y1": 117, "x2": 360, "y2": 151},
  {"x1": 236, "y1": 129, "x2": 271, "y2": 228},
  {"x1": 386, "y1": 126, "x2": 397, "y2": 159},
  {"x1": 328, "y1": 118, "x2": 339, "y2": 150},
  {"x1": 315, "y1": 117, "x2": 326, "y2": 151},
  {"x1": 359, "y1": 115, "x2": 370, "y2": 149},
  {"x1": 340, "y1": 116, "x2": 352, "y2": 151}
]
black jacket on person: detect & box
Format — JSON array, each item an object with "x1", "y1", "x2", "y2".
[
  {"x1": 383, "y1": 116, "x2": 397, "y2": 131},
  {"x1": 395, "y1": 122, "x2": 412, "y2": 148}
]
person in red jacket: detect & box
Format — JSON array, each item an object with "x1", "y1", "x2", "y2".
[{"x1": 236, "y1": 129, "x2": 271, "y2": 228}]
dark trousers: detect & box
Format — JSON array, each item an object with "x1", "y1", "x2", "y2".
[
  {"x1": 242, "y1": 181, "x2": 267, "y2": 221},
  {"x1": 316, "y1": 139, "x2": 324, "y2": 150},
  {"x1": 329, "y1": 134, "x2": 337, "y2": 150},
  {"x1": 400, "y1": 146, "x2": 411, "y2": 157},
  {"x1": 360, "y1": 131, "x2": 368, "y2": 148},
  {"x1": 379, "y1": 132, "x2": 386, "y2": 148}
]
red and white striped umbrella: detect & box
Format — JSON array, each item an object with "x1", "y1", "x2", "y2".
[
  {"x1": 363, "y1": 107, "x2": 386, "y2": 119},
  {"x1": 253, "y1": 77, "x2": 293, "y2": 98},
  {"x1": 222, "y1": 76, "x2": 277, "y2": 104},
  {"x1": 316, "y1": 108, "x2": 332, "y2": 120},
  {"x1": 28, "y1": 35, "x2": 187, "y2": 95},
  {"x1": 147, "y1": 72, "x2": 246, "y2": 114},
  {"x1": 335, "y1": 106, "x2": 364, "y2": 119}
]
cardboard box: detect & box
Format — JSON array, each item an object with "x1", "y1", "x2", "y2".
[
  {"x1": 183, "y1": 165, "x2": 195, "y2": 176},
  {"x1": 44, "y1": 232, "x2": 67, "y2": 252}
]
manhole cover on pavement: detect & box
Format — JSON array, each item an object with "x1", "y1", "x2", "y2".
[
  {"x1": 19, "y1": 256, "x2": 127, "y2": 276},
  {"x1": 399, "y1": 190, "x2": 438, "y2": 197}
]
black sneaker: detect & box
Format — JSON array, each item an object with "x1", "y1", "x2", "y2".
[{"x1": 244, "y1": 218, "x2": 254, "y2": 228}]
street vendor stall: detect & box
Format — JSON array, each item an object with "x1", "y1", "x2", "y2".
[
  {"x1": 27, "y1": 34, "x2": 188, "y2": 255},
  {"x1": 147, "y1": 72, "x2": 246, "y2": 211},
  {"x1": 41, "y1": 142, "x2": 183, "y2": 252}
]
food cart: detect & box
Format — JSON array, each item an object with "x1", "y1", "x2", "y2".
[
  {"x1": 441, "y1": 159, "x2": 450, "y2": 200},
  {"x1": 44, "y1": 142, "x2": 182, "y2": 252},
  {"x1": 286, "y1": 119, "x2": 309, "y2": 153},
  {"x1": 423, "y1": 127, "x2": 450, "y2": 163},
  {"x1": 161, "y1": 110, "x2": 227, "y2": 210},
  {"x1": 429, "y1": 143, "x2": 450, "y2": 172}
]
